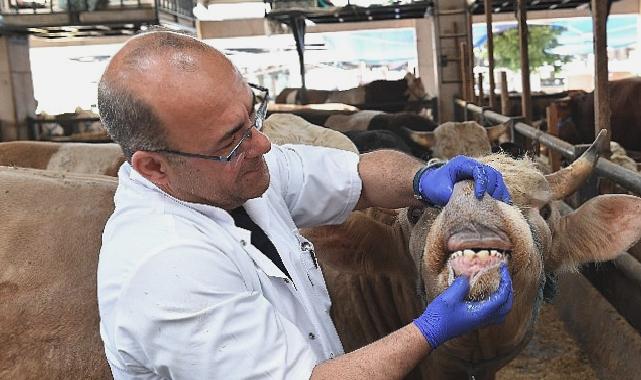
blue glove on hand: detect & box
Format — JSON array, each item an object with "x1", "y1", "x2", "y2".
[
  {"x1": 417, "y1": 156, "x2": 512, "y2": 206},
  {"x1": 413, "y1": 265, "x2": 513, "y2": 349}
]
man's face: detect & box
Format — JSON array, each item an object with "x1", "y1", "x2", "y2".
[{"x1": 143, "y1": 51, "x2": 272, "y2": 209}]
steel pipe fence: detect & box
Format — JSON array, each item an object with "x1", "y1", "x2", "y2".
[{"x1": 454, "y1": 98, "x2": 641, "y2": 197}]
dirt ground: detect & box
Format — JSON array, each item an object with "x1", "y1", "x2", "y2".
[{"x1": 497, "y1": 303, "x2": 597, "y2": 380}]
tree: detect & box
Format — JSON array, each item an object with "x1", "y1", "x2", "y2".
[{"x1": 481, "y1": 25, "x2": 570, "y2": 73}]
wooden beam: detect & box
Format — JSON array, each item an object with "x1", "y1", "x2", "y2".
[
  {"x1": 500, "y1": 71, "x2": 510, "y2": 116},
  {"x1": 484, "y1": 0, "x2": 496, "y2": 110},
  {"x1": 546, "y1": 101, "x2": 565, "y2": 172},
  {"x1": 517, "y1": 0, "x2": 532, "y2": 122},
  {"x1": 460, "y1": 42, "x2": 471, "y2": 102},
  {"x1": 592, "y1": 0, "x2": 611, "y2": 147},
  {"x1": 477, "y1": 72, "x2": 484, "y2": 106},
  {"x1": 466, "y1": 6, "x2": 475, "y2": 107}
]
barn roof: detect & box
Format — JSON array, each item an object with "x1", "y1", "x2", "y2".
[{"x1": 267, "y1": 0, "x2": 622, "y2": 25}]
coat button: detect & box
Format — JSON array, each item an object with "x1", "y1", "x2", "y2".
[
  {"x1": 240, "y1": 240, "x2": 247, "y2": 246},
  {"x1": 308, "y1": 333, "x2": 315, "y2": 340},
  {"x1": 283, "y1": 278, "x2": 290, "y2": 284}
]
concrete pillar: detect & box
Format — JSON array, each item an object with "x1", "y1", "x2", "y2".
[
  {"x1": 0, "y1": 34, "x2": 36, "y2": 141},
  {"x1": 415, "y1": 17, "x2": 438, "y2": 102}
]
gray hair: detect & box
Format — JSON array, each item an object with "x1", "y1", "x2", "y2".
[{"x1": 97, "y1": 30, "x2": 209, "y2": 161}]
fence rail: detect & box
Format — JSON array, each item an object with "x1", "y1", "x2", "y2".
[{"x1": 453, "y1": 98, "x2": 641, "y2": 197}]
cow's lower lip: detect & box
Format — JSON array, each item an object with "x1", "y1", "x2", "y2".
[{"x1": 446, "y1": 249, "x2": 510, "y2": 299}]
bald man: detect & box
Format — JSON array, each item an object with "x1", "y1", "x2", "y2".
[{"x1": 96, "y1": 30, "x2": 513, "y2": 380}]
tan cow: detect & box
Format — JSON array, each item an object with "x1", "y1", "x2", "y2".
[
  {"x1": 406, "y1": 121, "x2": 509, "y2": 159},
  {"x1": 303, "y1": 130, "x2": 641, "y2": 379},
  {"x1": 262, "y1": 114, "x2": 359, "y2": 154},
  {"x1": 0, "y1": 167, "x2": 116, "y2": 379},
  {"x1": 0, "y1": 141, "x2": 125, "y2": 176}
]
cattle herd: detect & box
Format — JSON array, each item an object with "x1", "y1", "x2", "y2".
[{"x1": 2, "y1": 75, "x2": 641, "y2": 379}]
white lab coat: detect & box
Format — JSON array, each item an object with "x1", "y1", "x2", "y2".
[{"x1": 97, "y1": 144, "x2": 362, "y2": 380}]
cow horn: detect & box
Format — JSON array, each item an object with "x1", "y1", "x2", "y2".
[
  {"x1": 545, "y1": 129, "x2": 609, "y2": 200},
  {"x1": 486, "y1": 123, "x2": 509, "y2": 143},
  {"x1": 403, "y1": 128, "x2": 436, "y2": 148}
]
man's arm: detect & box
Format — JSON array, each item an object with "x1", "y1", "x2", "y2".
[
  {"x1": 310, "y1": 266, "x2": 513, "y2": 380},
  {"x1": 354, "y1": 150, "x2": 424, "y2": 210},
  {"x1": 311, "y1": 324, "x2": 430, "y2": 380},
  {"x1": 355, "y1": 150, "x2": 512, "y2": 210}
]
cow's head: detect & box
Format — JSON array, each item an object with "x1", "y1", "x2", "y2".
[
  {"x1": 404, "y1": 73, "x2": 427, "y2": 102},
  {"x1": 404, "y1": 121, "x2": 509, "y2": 160},
  {"x1": 401, "y1": 130, "x2": 641, "y2": 351}
]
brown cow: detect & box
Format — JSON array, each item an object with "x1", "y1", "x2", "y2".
[
  {"x1": 0, "y1": 141, "x2": 125, "y2": 176},
  {"x1": 0, "y1": 167, "x2": 116, "y2": 379},
  {"x1": 559, "y1": 77, "x2": 641, "y2": 153},
  {"x1": 303, "y1": 130, "x2": 641, "y2": 379},
  {"x1": 275, "y1": 73, "x2": 430, "y2": 113}
]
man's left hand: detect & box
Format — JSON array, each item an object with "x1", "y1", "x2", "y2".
[{"x1": 417, "y1": 156, "x2": 512, "y2": 207}]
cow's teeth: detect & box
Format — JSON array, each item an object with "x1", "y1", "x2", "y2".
[
  {"x1": 464, "y1": 249, "x2": 475, "y2": 257},
  {"x1": 478, "y1": 250, "x2": 489, "y2": 257}
]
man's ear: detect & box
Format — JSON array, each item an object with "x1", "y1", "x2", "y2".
[
  {"x1": 547, "y1": 194, "x2": 641, "y2": 272},
  {"x1": 131, "y1": 151, "x2": 171, "y2": 186}
]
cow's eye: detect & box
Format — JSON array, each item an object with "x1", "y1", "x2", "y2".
[
  {"x1": 407, "y1": 206, "x2": 424, "y2": 225},
  {"x1": 539, "y1": 204, "x2": 552, "y2": 220}
]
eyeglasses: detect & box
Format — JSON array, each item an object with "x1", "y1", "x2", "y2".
[{"x1": 150, "y1": 83, "x2": 269, "y2": 162}]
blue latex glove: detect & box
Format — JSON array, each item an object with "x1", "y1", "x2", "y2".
[
  {"x1": 413, "y1": 265, "x2": 513, "y2": 349},
  {"x1": 418, "y1": 156, "x2": 512, "y2": 206}
]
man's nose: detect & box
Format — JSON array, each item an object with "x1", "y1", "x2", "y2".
[{"x1": 245, "y1": 128, "x2": 271, "y2": 157}]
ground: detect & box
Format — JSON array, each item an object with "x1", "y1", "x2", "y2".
[{"x1": 498, "y1": 303, "x2": 597, "y2": 379}]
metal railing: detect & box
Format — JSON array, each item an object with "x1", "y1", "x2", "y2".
[{"x1": 453, "y1": 98, "x2": 641, "y2": 197}]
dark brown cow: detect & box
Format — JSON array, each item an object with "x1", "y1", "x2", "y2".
[
  {"x1": 559, "y1": 78, "x2": 641, "y2": 153},
  {"x1": 303, "y1": 130, "x2": 641, "y2": 379}
]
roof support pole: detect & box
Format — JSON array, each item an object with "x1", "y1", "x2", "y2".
[
  {"x1": 516, "y1": 0, "x2": 531, "y2": 122},
  {"x1": 484, "y1": 0, "x2": 496, "y2": 110},
  {"x1": 591, "y1": 0, "x2": 611, "y2": 145}
]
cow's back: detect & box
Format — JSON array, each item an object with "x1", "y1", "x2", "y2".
[
  {"x1": 0, "y1": 167, "x2": 116, "y2": 379},
  {"x1": 0, "y1": 141, "x2": 125, "y2": 176},
  {"x1": 564, "y1": 78, "x2": 641, "y2": 151}
]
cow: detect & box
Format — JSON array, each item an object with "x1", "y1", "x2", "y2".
[
  {"x1": 302, "y1": 130, "x2": 641, "y2": 379},
  {"x1": 261, "y1": 114, "x2": 359, "y2": 154},
  {"x1": 558, "y1": 77, "x2": 641, "y2": 154},
  {"x1": 404, "y1": 121, "x2": 509, "y2": 160},
  {"x1": 0, "y1": 141, "x2": 125, "y2": 176},
  {"x1": 275, "y1": 73, "x2": 430, "y2": 113},
  {"x1": 1, "y1": 132, "x2": 630, "y2": 379},
  {"x1": 0, "y1": 167, "x2": 116, "y2": 379}
]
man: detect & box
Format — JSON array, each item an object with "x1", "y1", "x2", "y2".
[{"x1": 97, "y1": 30, "x2": 513, "y2": 380}]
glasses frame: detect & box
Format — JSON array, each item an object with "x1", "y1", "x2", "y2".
[{"x1": 150, "y1": 83, "x2": 269, "y2": 162}]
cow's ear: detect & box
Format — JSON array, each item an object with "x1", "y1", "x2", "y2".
[{"x1": 547, "y1": 195, "x2": 641, "y2": 272}]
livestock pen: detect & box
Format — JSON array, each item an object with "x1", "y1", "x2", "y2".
[{"x1": 454, "y1": 98, "x2": 641, "y2": 379}]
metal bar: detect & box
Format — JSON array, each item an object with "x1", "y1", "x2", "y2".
[
  {"x1": 591, "y1": 0, "x2": 611, "y2": 148},
  {"x1": 595, "y1": 158, "x2": 641, "y2": 195},
  {"x1": 484, "y1": 0, "x2": 496, "y2": 110},
  {"x1": 517, "y1": 0, "x2": 532, "y2": 122},
  {"x1": 454, "y1": 98, "x2": 641, "y2": 196}
]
